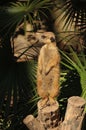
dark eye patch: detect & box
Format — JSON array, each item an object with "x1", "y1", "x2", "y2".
[
  {"x1": 50, "y1": 37, "x2": 55, "y2": 42},
  {"x1": 32, "y1": 36, "x2": 36, "y2": 40},
  {"x1": 41, "y1": 35, "x2": 46, "y2": 39}
]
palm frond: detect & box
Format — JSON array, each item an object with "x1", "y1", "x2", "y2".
[
  {"x1": 60, "y1": 49, "x2": 81, "y2": 72},
  {"x1": 60, "y1": 47, "x2": 86, "y2": 100},
  {"x1": 0, "y1": 60, "x2": 37, "y2": 119},
  {"x1": 8, "y1": 2, "x2": 29, "y2": 13},
  {"x1": 55, "y1": 0, "x2": 86, "y2": 31},
  {"x1": 69, "y1": 47, "x2": 85, "y2": 71},
  {"x1": 0, "y1": 0, "x2": 54, "y2": 38}
]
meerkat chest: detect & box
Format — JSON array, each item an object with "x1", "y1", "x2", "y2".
[
  {"x1": 41, "y1": 45, "x2": 54, "y2": 70},
  {"x1": 41, "y1": 44, "x2": 55, "y2": 63}
]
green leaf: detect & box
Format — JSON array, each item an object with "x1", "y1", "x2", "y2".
[
  {"x1": 60, "y1": 47, "x2": 86, "y2": 102},
  {"x1": 69, "y1": 47, "x2": 85, "y2": 71}
]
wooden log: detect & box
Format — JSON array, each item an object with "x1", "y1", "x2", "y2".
[
  {"x1": 37, "y1": 100, "x2": 60, "y2": 130},
  {"x1": 23, "y1": 115, "x2": 45, "y2": 130},
  {"x1": 60, "y1": 96, "x2": 86, "y2": 130}
]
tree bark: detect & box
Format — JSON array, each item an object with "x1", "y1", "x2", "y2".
[
  {"x1": 60, "y1": 96, "x2": 86, "y2": 130},
  {"x1": 23, "y1": 100, "x2": 60, "y2": 130},
  {"x1": 37, "y1": 100, "x2": 60, "y2": 130},
  {"x1": 23, "y1": 115, "x2": 45, "y2": 130},
  {"x1": 23, "y1": 96, "x2": 86, "y2": 130}
]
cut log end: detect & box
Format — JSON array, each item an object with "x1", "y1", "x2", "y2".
[
  {"x1": 68, "y1": 96, "x2": 86, "y2": 107},
  {"x1": 23, "y1": 115, "x2": 34, "y2": 125},
  {"x1": 23, "y1": 115, "x2": 45, "y2": 130},
  {"x1": 38, "y1": 100, "x2": 59, "y2": 112}
]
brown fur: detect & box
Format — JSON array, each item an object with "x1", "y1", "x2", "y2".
[{"x1": 37, "y1": 32, "x2": 61, "y2": 106}]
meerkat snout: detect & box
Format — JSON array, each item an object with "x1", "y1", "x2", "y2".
[{"x1": 50, "y1": 37, "x2": 56, "y2": 42}]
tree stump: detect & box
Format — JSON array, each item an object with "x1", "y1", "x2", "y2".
[
  {"x1": 37, "y1": 100, "x2": 60, "y2": 130},
  {"x1": 60, "y1": 96, "x2": 86, "y2": 130},
  {"x1": 23, "y1": 100, "x2": 60, "y2": 130},
  {"x1": 23, "y1": 96, "x2": 86, "y2": 130},
  {"x1": 23, "y1": 115, "x2": 45, "y2": 130}
]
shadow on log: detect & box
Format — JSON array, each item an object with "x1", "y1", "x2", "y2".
[{"x1": 23, "y1": 96, "x2": 86, "y2": 130}]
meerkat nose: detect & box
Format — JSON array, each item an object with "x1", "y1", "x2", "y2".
[{"x1": 50, "y1": 37, "x2": 56, "y2": 42}]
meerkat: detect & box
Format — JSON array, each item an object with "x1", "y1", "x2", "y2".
[{"x1": 36, "y1": 32, "x2": 61, "y2": 107}]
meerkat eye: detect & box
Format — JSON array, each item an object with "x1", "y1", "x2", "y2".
[
  {"x1": 32, "y1": 36, "x2": 36, "y2": 40},
  {"x1": 41, "y1": 35, "x2": 46, "y2": 39},
  {"x1": 50, "y1": 37, "x2": 55, "y2": 42}
]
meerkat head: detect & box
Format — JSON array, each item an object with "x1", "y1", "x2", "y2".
[{"x1": 36, "y1": 32, "x2": 56, "y2": 45}]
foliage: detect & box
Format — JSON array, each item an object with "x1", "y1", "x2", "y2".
[
  {"x1": 54, "y1": 0, "x2": 86, "y2": 31},
  {"x1": 0, "y1": 59, "x2": 37, "y2": 129},
  {"x1": 60, "y1": 47, "x2": 86, "y2": 100},
  {"x1": 0, "y1": 0, "x2": 54, "y2": 38},
  {"x1": 0, "y1": 0, "x2": 86, "y2": 129},
  {"x1": 0, "y1": 1, "x2": 55, "y2": 129}
]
